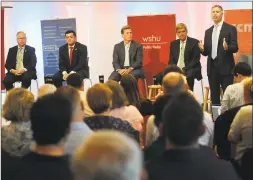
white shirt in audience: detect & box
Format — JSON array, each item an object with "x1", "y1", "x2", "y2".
[
  {"x1": 78, "y1": 90, "x2": 94, "y2": 117},
  {"x1": 198, "y1": 112, "x2": 214, "y2": 147}
]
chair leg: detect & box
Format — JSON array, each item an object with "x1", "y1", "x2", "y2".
[{"x1": 144, "y1": 79, "x2": 148, "y2": 99}]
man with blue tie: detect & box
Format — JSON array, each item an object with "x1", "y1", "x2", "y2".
[
  {"x1": 198, "y1": 5, "x2": 238, "y2": 105},
  {"x1": 108, "y1": 25, "x2": 144, "y2": 81},
  {"x1": 3, "y1": 31, "x2": 37, "y2": 90}
]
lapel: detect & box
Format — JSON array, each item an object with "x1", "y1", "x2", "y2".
[
  {"x1": 129, "y1": 40, "x2": 134, "y2": 60},
  {"x1": 175, "y1": 40, "x2": 180, "y2": 63},
  {"x1": 71, "y1": 44, "x2": 78, "y2": 66},
  {"x1": 120, "y1": 41, "x2": 125, "y2": 63},
  {"x1": 184, "y1": 37, "x2": 190, "y2": 62},
  {"x1": 23, "y1": 46, "x2": 28, "y2": 64},
  {"x1": 218, "y1": 22, "x2": 226, "y2": 46},
  {"x1": 63, "y1": 45, "x2": 71, "y2": 66}
]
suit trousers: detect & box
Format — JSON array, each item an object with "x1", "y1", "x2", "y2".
[
  {"x1": 2, "y1": 71, "x2": 35, "y2": 90},
  {"x1": 208, "y1": 58, "x2": 233, "y2": 105},
  {"x1": 108, "y1": 68, "x2": 144, "y2": 82}
]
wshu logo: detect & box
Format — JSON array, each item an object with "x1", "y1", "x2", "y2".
[
  {"x1": 142, "y1": 35, "x2": 161, "y2": 42},
  {"x1": 232, "y1": 24, "x2": 252, "y2": 33}
]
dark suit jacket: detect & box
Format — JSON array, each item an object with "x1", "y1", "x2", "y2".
[
  {"x1": 112, "y1": 40, "x2": 143, "y2": 70},
  {"x1": 169, "y1": 36, "x2": 202, "y2": 79},
  {"x1": 5, "y1": 45, "x2": 37, "y2": 73},
  {"x1": 201, "y1": 22, "x2": 238, "y2": 76},
  {"x1": 146, "y1": 148, "x2": 239, "y2": 180},
  {"x1": 59, "y1": 42, "x2": 89, "y2": 78}
]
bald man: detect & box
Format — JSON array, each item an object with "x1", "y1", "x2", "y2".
[
  {"x1": 37, "y1": 84, "x2": 57, "y2": 98},
  {"x1": 3, "y1": 31, "x2": 37, "y2": 90},
  {"x1": 72, "y1": 130, "x2": 145, "y2": 180},
  {"x1": 162, "y1": 72, "x2": 187, "y2": 95}
]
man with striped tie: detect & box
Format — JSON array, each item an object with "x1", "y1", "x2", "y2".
[
  {"x1": 169, "y1": 23, "x2": 202, "y2": 91},
  {"x1": 3, "y1": 31, "x2": 37, "y2": 90}
]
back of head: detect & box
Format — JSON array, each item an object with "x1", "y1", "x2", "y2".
[
  {"x1": 163, "y1": 64, "x2": 184, "y2": 76},
  {"x1": 3, "y1": 88, "x2": 35, "y2": 122},
  {"x1": 72, "y1": 130, "x2": 142, "y2": 180},
  {"x1": 120, "y1": 74, "x2": 141, "y2": 109},
  {"x1": 243, "y1": 77, "x2": 253, "y2": 104},
  {"x1": 153, "y1": 95, "x2": 172, "y2": 128},
  {"x1": 233, "y1": 62, "x2": 252, "y2": 77},
  {"x1": 66, "y1": 73, "x2": 83, "y2": 89},
  {"x1": 105, "y1": 80, "x2": 129, "y2": 109},
  {"x1": 163, "y1": 92, "x2": 203, "y2": 147},
  {"x1": 55, "y1": 86, "x2": 82, "y2": 112},
  {"x1": 37, "y1": 84, "x2": 57, "y2": 98},
  {"x1": 162, "y1": 72, "x2": 186, "y2": 96},
  {"x1": 30, "y1": 93, "x2": 72, "y2": 146},
  {"x1": 86, "y1": 83, "x2": 113, "y2": 114}
]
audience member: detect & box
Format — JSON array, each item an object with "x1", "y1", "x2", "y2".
[
  {"x1": 4, "y1": 93, "x2": 74, "y2": 180},
  {"x1": 55, "y1": 86, "x2": 93, "y2": 155},
  {"x1": 221, "y1": 62, "x2": 252, "y2": 113},
  {"x1": 2, "y1": 88, "x2": 34, "y2": 157},
  {"x1": 106, "y1": 80, "x2": 143, "y2": 132},
  {"x1": 37, "y1": 84, "x2": 56, "y2": 98},
  {"x1": 146, "y1": 93, "x2": 239, "y2": 180},
  {"x1": 84, "y1": 83, "x2": 140, "y2": 142},
  {"x1": 72, "y1": 130, "x2": 145, "y2": 180},
  {"x1": 66, "y1": 73, "x2": 94, "y2": 117}
]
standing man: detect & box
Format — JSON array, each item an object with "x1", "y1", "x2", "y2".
[
  {"x1": 3, "y1": 31, "x2": 37, "y2": 90},
  {"x1": 169, "y1": 23, "x2": 202, "y2": 91},
  {"x1": 199, "y1": 5, "x2": 238, "y2": 105},
  {"x1": 108, "y1": 25, "x2": 144, "y2": 82},
  {"x1": 52, "y1": 30, "x2": 89, "y2": 87}
]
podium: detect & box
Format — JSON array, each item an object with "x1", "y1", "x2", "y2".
[{"x1": 1, "y1": 6, "x2": 12, "y2": 90}]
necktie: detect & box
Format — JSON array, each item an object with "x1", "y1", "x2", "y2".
[
  {"x1": 69, "y1": 47, "x2": 73, "y2": 64},
  {"x1": 179, "y1": 42, "x2": 185, "y2": 69},
  {"x1": 212, "y1": 25, "x2": 218, "y2": 59},
  {"x1": 16, "y1": 48, "x2": 23, "y2": 70}
]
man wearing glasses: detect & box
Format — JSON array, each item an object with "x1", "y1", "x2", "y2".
[{"x1": 3, "y1": 31, "x2": 37, "y2": 90}]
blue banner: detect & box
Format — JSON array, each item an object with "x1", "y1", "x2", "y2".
[{"x1": 41, "y1": 18, "x2": 76, "y2": 77}]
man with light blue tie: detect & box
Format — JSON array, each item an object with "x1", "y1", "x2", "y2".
[
  {"x1": 198, "y1": 5, "x2": 238, "y2": 105},
  {"x1": 108, "y1": 25, "x2": 144, "y2": 82},
  {"x1": 3, "y1": 31, "x2": 37, "y2": 90}
]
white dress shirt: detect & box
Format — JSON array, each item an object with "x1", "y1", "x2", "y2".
[
  {"x1": 212, "y1": 21, "x2": 223, "y2": 59},
  {"x1": 124, "y1": 41, "x2": 131, "y2": 67}
]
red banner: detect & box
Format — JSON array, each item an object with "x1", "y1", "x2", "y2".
[
  {"x1": 224, "y1": 9, "x2": 252, "y2": 62},
  {"x1": 128, "y1": 14, "x2": 176, "y2": 85},
  {"x1": 1, "y1": 8, "x2": 5, "y2": 90}
]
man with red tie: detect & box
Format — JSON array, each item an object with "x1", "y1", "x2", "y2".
[{"x1": 52, "y1": 30, "x2": 89, "y2": 87}]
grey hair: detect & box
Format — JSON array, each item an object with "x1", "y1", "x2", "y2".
[{"x1": 71, "y1": 130, "x2": 143, "y2": 180}]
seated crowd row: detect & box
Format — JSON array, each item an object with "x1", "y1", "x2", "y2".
[{"x1": 1, "y1": 64, "x2": 252, "y2": 180}]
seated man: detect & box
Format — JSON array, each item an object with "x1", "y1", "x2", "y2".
[
  {"x1": 52, "y1": 30, "x2": 89, "y2": 87},
  {"x1": 168, "y1": 23, "x2": 202, "y2": 91},
  {"x1": 108, "y1": 25, "x2": 144, "y2": 82},
  {"x1": 220, "y1": 62, "x2": 252, "y2": 113},
  {"x1": 3, "y1": 31, "x2": 37, "y2": 90}
]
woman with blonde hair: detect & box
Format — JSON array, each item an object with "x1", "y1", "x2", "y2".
[{"x1": 2, "y1": 88, "x2": 35, "y2": 157}]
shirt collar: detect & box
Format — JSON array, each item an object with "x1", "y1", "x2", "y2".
[
  {"x1": 68, "y1": 44, "x2": 75, "y2": 49},
  {"x1": 214, "y1": 20, "x2": 223, "y2": 28},
  {"x1": 71, "y1": 122, "x2": 86, "y2": 130},
  {"x1": 18, "y1": 45, "x2": 25, "y2": 50},
  {"x1": 124, "y1": 41, "x2": 131, "y2": 46},
  {"x1": 180, "y1": 36, "x2": 187, "y2": 44}
]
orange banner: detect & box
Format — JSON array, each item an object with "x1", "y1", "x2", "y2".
[
  {"x1": 224, "y1": 9, "x2": 252, "y2": 62},
  {"x1": 128, "y1": 14, "x2": 176, "y2": 85}
]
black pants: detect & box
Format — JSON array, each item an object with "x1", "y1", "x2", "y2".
[
  {"x1": 208, "y1": 59, "x2": 233, "y2": 105},
  {"x1": 187, "y1": 76, "x2": 194, "y2": 91},
  {"x1": 2, "y1": 72, "x2": 35, "y2": 90},
  {"x1": 108, "y1": 68, "x2": 144, "y2": 82},
  {"x1": 52, "y1": 71, "x2": 88, "y2": 88}
]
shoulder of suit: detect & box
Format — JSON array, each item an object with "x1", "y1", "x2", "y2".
[
  {"x1": 171, "y1": 39, "x2": 179, "y2": 44},
  {"x1": 188, "y1": 37, "x2": 199, "y2": 43},
  {"x1": 132, "y1": 40, "x2": 142, "y2": 47},
  {"x1": 76, "y1": 42, "x2": 87, "y2": 48},
  {"x1": 25, "y1": 45, "x2": 35, "y2": 50}
]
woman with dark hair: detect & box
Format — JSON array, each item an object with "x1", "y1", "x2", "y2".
[
  {"x1": 106, "y1": 80, "x2": 143, "y2": 132},
  {"x1": 84, "y1": 83, "x2": 140, "y2": 142},
  {"x1": 120, "y1": 74, "x2": 152, "y2": 116}
]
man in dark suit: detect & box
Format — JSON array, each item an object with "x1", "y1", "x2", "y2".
[
  {"x1": 169, "y1": 23, "x2": 202, "y2": 91},
  {"x1": 52, "y1": 30, "x2": 89, "y2": 87},
  {"x1": 108, "y1": 25, "x2": 144, "y2": 81},
  {"x1": 146, "y1": 93, "x2": 239, "y2": 180},
  {"x1": 199, "y1": 5, "x2": 238, "y2": 105},
  {"x1": 3, "y1": 31, "x2": 37, "y2": 90}
]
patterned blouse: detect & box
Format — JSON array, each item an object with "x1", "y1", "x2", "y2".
[
  {"x1": 1, "y1": 121, "x2": 33, "y2": 157},
  {"x1": 84, "y1": 115, "x2": 140, "y2": 142}
]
